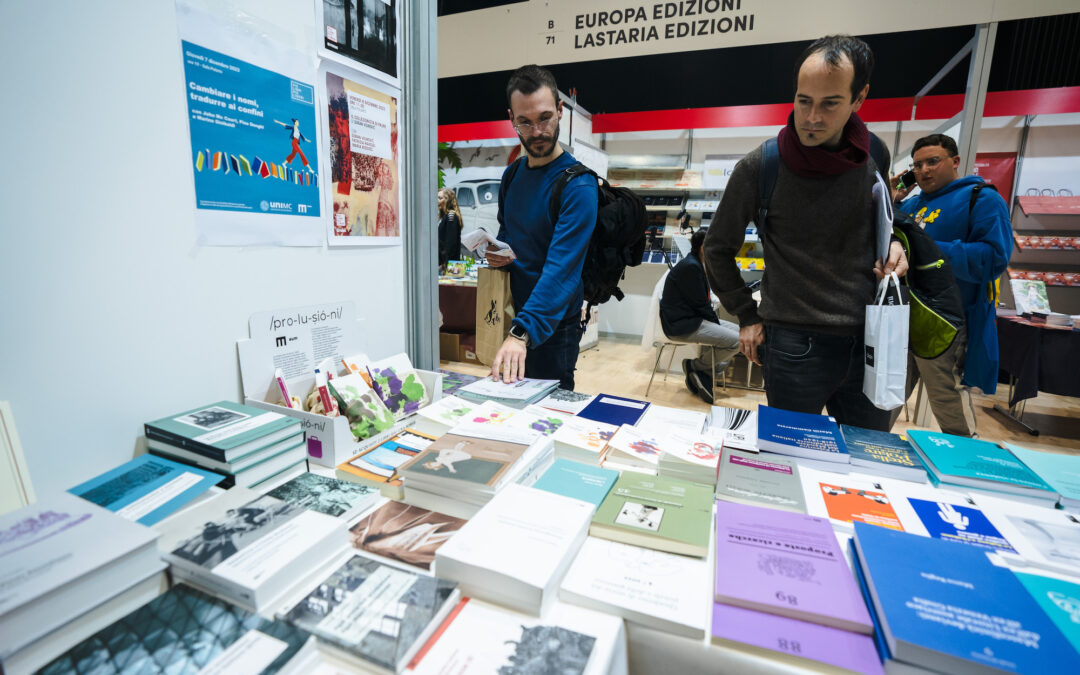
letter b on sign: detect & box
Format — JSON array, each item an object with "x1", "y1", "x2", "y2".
[{"x1": 548, "y1": 20, "x2": 554, "y2": 29}]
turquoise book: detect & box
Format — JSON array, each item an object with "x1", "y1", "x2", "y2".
[
  {"x1": 1006, "y1": 442, "x2": 1080, "y2": 508},
  {"x1": 1014, "y1": 572, "x2": 1080, "y2": 655},
  {"x1": 532, "y1": 459, "x2": 618, "y2": 508},
  {"x1": 906, "y1": 430, "x2": 1055, "y2": 500}
]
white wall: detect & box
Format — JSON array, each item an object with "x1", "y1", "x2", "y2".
[{"x1": 0, "y1": 1, "x2": 408, "y2": 495}]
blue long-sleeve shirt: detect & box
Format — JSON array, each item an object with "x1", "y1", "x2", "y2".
[
  {"x1": 899, "y1": 175, "x2": 1012, "y2": 392},
  {"x1": 497, "y1": 152, "x2": 598, "y2": 346}
]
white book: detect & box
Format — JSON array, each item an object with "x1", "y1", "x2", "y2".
[
  {"x1": 433, "y1": 484, "x2": 594, "y2": 616},
  {"x1": 165, "y1": 493, "x2": 347, "y2": 612},
  {"x1": 520, "y1": 404, "x2": 572, "y2": 437},
  {"x1": 605, "y1": 424, "x2": 674, "y2": 469},
  {"x1": 559, "y1": 536, "x2": 710, "y2": 639},
  {"x1": 708, "y1": 405, "x2": 758, "y2": 452},
  {"x1": 0, "y1": 493, "x2": 162, "y2": 658},
  {"x1": 552, "y1": 416, "x2": 618, "y2": 465},
  {"x1": 457, "y1": 377, "x2": 559, "y2": 405},
  {"x1": 410, "y1": 598, "x2": 621, "y2": 675},
  {"x1": 975, "y1": 493, "x2": 1080, "y2": 576},
  {"x1": 414, "y1": 394, "x2": 476, "y2": 430},
  {"x1": 535, "y1": 389, "x2": 597, "y2": 416},
  {"x1": 636, "y1": 404, "x2": 708, "y2": 436}
]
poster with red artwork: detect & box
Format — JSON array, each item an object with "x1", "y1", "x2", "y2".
[
  {"x1": 973, "y1": 152, "x2": 1017, "y2": 206},
  {"x1": 319, "y1": 61, "x2": 400, "y2": 246}
]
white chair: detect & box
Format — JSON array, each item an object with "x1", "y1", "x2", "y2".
[{"x1": 642, "y1": 271, "x2": 723, "y2": 398}]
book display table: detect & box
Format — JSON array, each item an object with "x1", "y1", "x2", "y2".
[{"x1": 996, "y1": 313, "x2": 1080, "y2": 434}]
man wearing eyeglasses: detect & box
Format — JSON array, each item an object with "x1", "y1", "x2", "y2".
[
  {"x1": 486, "y1": 65, "x2": 598, "y2": 390},
  {"x1": 891, "y1": 133, "x2": 1011, "y2": 436},
  {"x1": 702, "y1": 35, "x2": 907, "y2": 432}
]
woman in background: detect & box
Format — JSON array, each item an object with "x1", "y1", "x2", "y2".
[{"x1": 437, "y1": 188, "x2": 463, "y2": 272}]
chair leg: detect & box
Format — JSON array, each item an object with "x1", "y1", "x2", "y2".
[
  {"x1": 646, "y1": 344, "x2": 665, "y2": 397},
  {"x1": 663, "y1": 344, "x2": 678, "y2": 382},
  {"x1": 710, "y1": 346, "x2": 718, "y2": 402}
]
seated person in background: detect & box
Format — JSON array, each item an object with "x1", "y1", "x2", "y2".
[
  {"x1": 661, "y1": 229, "x2": 739, "y2": 404},
  {"x1": 437, "y1": 187, "x2": 463, "y2": 272}
]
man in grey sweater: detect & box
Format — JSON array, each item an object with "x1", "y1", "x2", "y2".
[{"x1": 702, "y1": 35, "x2": 907, "y2": 432}]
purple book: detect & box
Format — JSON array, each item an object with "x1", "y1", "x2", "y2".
[
  {"x1": 712, "y1": 603, "x2": 884, "y2": 675},
  {"x1": 714, "y1": 500, "x2": 872, "y2": 634}
]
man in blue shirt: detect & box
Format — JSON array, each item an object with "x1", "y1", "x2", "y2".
[
  {"x1": 487, "y1": 65, "x2": 598, "y2": 390},
  {"x1": 892, "y1": 134, "x2": 1012, "y2": 436}
]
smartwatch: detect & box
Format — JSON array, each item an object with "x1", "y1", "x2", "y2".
[{"x1": 508, "y1": 323, "x2": 530, "y2": 346}]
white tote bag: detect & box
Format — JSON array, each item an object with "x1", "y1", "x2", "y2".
[{"x1": 864, "y1": 272, "x2": 909, "y2": 410}]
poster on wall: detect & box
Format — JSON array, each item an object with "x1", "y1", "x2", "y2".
[
  {"x1": 320, "y1": 61, "x2": 401, "y2": 246},
  {"x1": 317, "y1": 0, "x2": 400, "y2": 88},
  {"x1": 176, "y1": 4, "x2": 322, "y2": 246},
  {"x1": 703, "y1": 155, "x2": 741, "y2": 190},
  {"x1": 973, "y1": 152, "x2": 1017, "y2": 206}
]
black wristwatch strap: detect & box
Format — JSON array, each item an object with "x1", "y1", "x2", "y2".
[{"x1": 509, "y1": 323, "x2": 530, "y2": 345}]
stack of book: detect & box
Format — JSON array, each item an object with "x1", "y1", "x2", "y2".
[
  {"x1": 852, "y1": 521, "x2": 1075, "y2": 674},
  {"x1": 535, "y1": 388, "x2": 596, "y2": 415},
  {"x1": 455, "y1": 377, "x2": 559, "y2": 408},
  {"x1": 144, "y1": 400, "x2": 305, "y2": 488},
  {"x1": 756, "y1": 405, "x2": 851, "y2": 473},
  {"x1": 839, "y1": 425, "x2": 928, "y2": 482},
  {"x1": 409, "y1": 395, "x2": 476, "y2": 436},
  {"x1": 715, "y1": 447, "x2": 806, "y2": 513},
  {"x1": 533, "y1": 458, "x2": 619, "y2": 509},
  {"x1": 1, "y1": 494, "x2": 166, "y2": 672},
  {"x1": 603, "y1": 424, "x2": 672, "y2": 472},
  {"x1": 434, "y1": 484, "x2": 594, "y2": 615},
  {"x1": 278, "y1": 552, "x2": 460, "y2": 673},
  {"x1": 709, "y1": 501, "x2": 883, "y2": 674},
  {"x1": 657, "y1": 431, "x2": 722, "y2": 486},
  {"x1": 348, "y1": 501, "x2": 467, "y2": 571},
  {"x1": 265, "y1": 471, "x2": 381, "y2": 523},
  {"x1": 336, "y1": 428, "x2": 439, "y2": 499},
  {"x1": 636, "y1": 403, "x2": 708, "y2": 435},
  {"x1": 709, "y1": 404, "x2": 758, "y2": 452},
  {"x1": 590, "y1": 472, "x2": 713, "y2": 557},
  {"x1": 906, "y1": 430, "x2": 1058, "y2": 505},
  {"x1": 398, "y1": 426, "x2": 555, "y2": 517},
  {"x1": 37, "y1": 584, "x2": 312, "y2": 675},
  {"x1": 163, "y1": 491, "x2": 348, "y2": 612}
]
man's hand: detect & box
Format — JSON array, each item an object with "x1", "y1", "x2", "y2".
[
  {"x1": 485, "y1": 246, "x2": 513, "y2": 268},
  {"x1": 739, "y1": 323, "x2": 765, "y2": 366},
  {"x1": 874, "y1": 240, "x2": 909, "y2": 280},
  {"x1": 490, "y1": 335, "x2": 527, "y2": 383},
  {"x1": 890, "y1": 172, "x2": 916, "y2": 203}
]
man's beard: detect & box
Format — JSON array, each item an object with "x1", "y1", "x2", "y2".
[{"x1": 519, "y1": 122, "x2": 560, "y2": 159}]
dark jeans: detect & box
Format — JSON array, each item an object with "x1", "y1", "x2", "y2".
[
  {"x1": 525, "y1": 316, "x2": 583, "y2": 391},
  {"x1": 762, "y1": 325, "x2": 892, "y2": 432}
]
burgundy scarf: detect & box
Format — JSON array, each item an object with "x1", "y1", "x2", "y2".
[{"x1": 777, "y1": 111, "x2": 870, "y2": 178}]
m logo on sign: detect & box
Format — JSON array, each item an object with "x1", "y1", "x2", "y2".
[{"x1": 275, "y1": 336, "x2": 287, "y2": 347}]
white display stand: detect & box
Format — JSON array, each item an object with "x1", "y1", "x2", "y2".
[{"x1": 237, "y1": 300, "x2": 441, "y2": 468}]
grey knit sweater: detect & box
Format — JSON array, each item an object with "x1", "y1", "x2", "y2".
[{"x1": 702, "y1": 143, "x2": 890, "y2": 335}]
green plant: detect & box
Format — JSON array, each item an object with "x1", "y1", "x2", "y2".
[{"x1": 438, "y1": 141, "x2": 462, "y2": 188}]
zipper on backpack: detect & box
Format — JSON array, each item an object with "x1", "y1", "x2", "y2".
[{"x1": 915, "y1": 259, "x2": 944, "y2": 270}]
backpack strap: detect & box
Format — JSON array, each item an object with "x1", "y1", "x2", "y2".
[
  {"x1": 548, "y1": 162, "x2": 597, "y2": 225},
  {"x1": 969, "y1": 182, "x2": 998, "y2": 214},
  {"x1": 497, "y1": 157, "x2": 526, "y2": 230},
  {"x1": 758, "y1": 137, "x2": 780, "y2": 239},
  {"x1": 868, "y1": 134, "x2": 889, "y2": 184}
]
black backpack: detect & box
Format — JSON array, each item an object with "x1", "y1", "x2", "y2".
[
  {"x1": 757, "y1": 135, "x2": 965, "y2": 359},
  {"x1": 498, "y1": 158, "x2": 648, "y2": 319}
]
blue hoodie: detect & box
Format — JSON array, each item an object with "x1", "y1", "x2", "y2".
[{"x1": 899, "y1": 175, "x2": 1012, "y2": 393}]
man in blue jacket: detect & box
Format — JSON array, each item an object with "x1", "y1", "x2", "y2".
[
  {"x1": 661, "y1": 229, "x2": 739, "y2": 404},
  {"x1": 487, "y1": 65, "x2": 598, "y2": 390},
  {"x1": 892, "y1": 134, "x2": 1012, "y2": 436}
]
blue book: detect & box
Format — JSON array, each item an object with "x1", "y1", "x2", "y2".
[
  {"x1": 853, "y1": 521, "x2": 1078, "y2": 674},
  {"x1": 69, "y1": 454, "x2": 224, "y2": 525},
  {"x1": 905, "y1": 497, "x2": 1017, "y2": 553},
  {"x1": 906, "y1": 430, "x2": 1056, "y2": 501},
  {"x1": 756, "y1": 405, "x2": 849, "y2": 465},
  {"x1": 1014, "y1": 572, "x2": 1080, "y2": 656},
  {"x1": 1005, "y1": 442, "x2": 1080, "y2": 508},
  {"x1": 577, "y1": 393, "x2": 650, "y2": 427},
  {"x1": 532, "y1": 459, "x2": 618, "y2": 508},
  {"x1": 840, "y1": 424, "x2": 927, "y2": 482}
]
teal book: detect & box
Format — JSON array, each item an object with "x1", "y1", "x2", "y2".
[
  {"x1": 1014, "y1": 572, "x2": 1080, "y2": 655},
  {"x1": 1006, "y1": 442, "x2": 1080, "y2": 508},
  {"x1": 145, "y1": 401, "x2": 301, "y2": 462},
  {"x1": 532, "y1": 459, "x2": 618, "y2": 508},
  {"x1": 906, "y1": 430, "x2": 1055, "y2": 500},
  {"x1": 840, "y1": 425, "x2": 927, "y2": 482}
]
